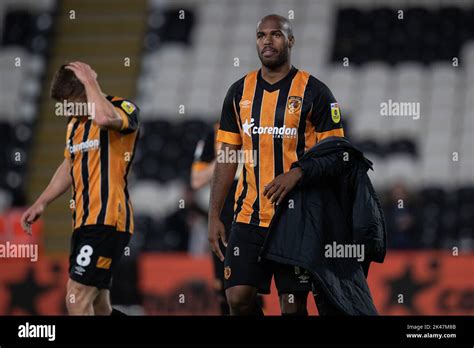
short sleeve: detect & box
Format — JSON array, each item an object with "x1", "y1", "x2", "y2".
[
  {"x1": 192, "y1": 126, "x2": 216, "y2": 172},
  {"x1": 64, "y1": 119, "x2": 72, "y2": 159},
  {"x1": 310, "y1": 83, "x2": 344, "y2": 142},
  {"x1": 216, "y1": 84, "x2": 242, "y2": 146},
  {"x1": 64, "y1": 143, "x2": 70, "y2": 159},
  {"x1": 110, "y1": 98, "x2": 140, "y2": 134}
]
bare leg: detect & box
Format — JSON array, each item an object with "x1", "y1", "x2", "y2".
[{"x1": 66, "y1": 278, "x2": 99, "y2": 315}]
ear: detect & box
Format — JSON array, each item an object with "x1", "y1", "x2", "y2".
[{"x1": 288, "y1": 35, "x2": 294, "y2": 49}]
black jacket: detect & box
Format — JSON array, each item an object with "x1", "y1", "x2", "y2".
[{"x1": 261, "y1": 137, "x2": 387, "y2": 315}]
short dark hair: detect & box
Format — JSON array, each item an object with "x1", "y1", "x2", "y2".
[
  {"x1": 257, "y1": 14, "x2": 294, "y2": 38},
  {"x1": 50, "y1": 64, "x2": 85, "y2": 101}
]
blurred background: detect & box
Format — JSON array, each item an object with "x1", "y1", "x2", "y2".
[{"x1": 0, "y1": 0, "x2": 473, "y2": 315}]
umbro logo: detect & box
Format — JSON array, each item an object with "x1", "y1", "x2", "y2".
[
  {"x1": 74, "y1": 266, "x2": 85, "y2": 275},
  {"x1": 298, "y1": 274, "x2": 310, "y2": 283},
  {"x1": 240, "y1": 100, "x2": 251, "y2": 108}
]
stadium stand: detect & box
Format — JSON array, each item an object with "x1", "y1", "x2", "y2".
[
  {"x1": 0, "y1": 0, "x2": 54, "y2": 208},
  {"x1": 0, "y1": 0, "x2": 472, "y2": 316},
  {"x1": 129, "y1": 0, "x2": 473, "y2": 252}
]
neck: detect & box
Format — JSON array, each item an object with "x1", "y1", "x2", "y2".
[{"x1": 261, "y1": 61, "x2": 292, "y2": 84}]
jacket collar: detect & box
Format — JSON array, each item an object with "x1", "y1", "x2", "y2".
[{"x1": 303, "y1": 137, "x2": 374, "y2": 170}]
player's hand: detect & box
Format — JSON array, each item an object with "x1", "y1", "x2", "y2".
[
  {"x1": 208, "y1": 216, "x2": 227, "y2": 262},
  {"x1": 263, "y1": 167, "x2": 302, "y2": 205},
  {"x1": 65, "y1": 61, "x2": 98, "y2": 85},
  {"x1": 20, "y1": 202, "x2": 45, "y2": 235}
]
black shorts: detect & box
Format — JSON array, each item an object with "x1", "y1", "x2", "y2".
[
  {"x1": 69, "y1": 225, "x2": 131, "y2": 289},
  {"x1": 223, "y1": 222, "x2": 312, "y2": 295}
]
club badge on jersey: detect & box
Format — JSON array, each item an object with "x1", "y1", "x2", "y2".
[
  {"x1": 287, "y1": 96, "x2": 303, "y2": 114},
  {"x1": 121, "y1": 100, "x2": 136, "y2": 115},
  {"x1": 331, "y1": 102, "x2": 341, "y2": 123}
]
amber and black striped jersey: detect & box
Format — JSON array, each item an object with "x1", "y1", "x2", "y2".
[
  {"x1": 64, "y1": 96, "x2": 139, "y2": 233},
  {"x1": 216, "y1": 66, "x2": 344, "y2": 227}
]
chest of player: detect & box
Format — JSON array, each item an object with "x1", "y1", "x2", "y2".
[
  {"x1": 66, "y1": 120, "x2": 102, "y2": 159},
  {"x1": 237, "y1": 92, "x2": 312, "y2": 141}
]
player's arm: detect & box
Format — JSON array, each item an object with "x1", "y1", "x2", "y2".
[
  {"x1": 191, "y1": 128, "x2": 219, "y2": 190},
  {"x1": 65, "y1": 62, "x2": 123, "y2": 131},
  {"x1": 311, "y1": 82, "x2": 344, "y2": 143},
  {"x1": 291, "y1": 151, "x2": 351, "y2": 187},
  {"x1": 20, "y1": 159, "x2": 72, "y2": 235},
  {"x1": 208, "y1": 143, "x2": 239, "y2": 261},
  {"x1": 208, "y1": 83, "x2": 242, "y2": 261},
  {"x1": 208, "y1": 143, "x2": 239, "y2": 220},
  {"x1": 191, "y1": 160, "x2": 216, "y2": 190}
]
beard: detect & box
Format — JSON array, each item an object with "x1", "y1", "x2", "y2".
[{"x1": 258, "y1": 48, "x2": 289, "y2": 69}]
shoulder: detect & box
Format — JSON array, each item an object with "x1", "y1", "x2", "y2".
[
  {"x1": 306, "y1": 74, "x2": 332, "y2": 95},
  {"x1": 227, "y1": 75, "x2": 247, "y2": 96},
  {"x1": 107, "y1": 96, "x2": 140, "y2": 116},
  {"x1": 302, "y1": 74, "x2": 335, "y2": 104},
  {"x1": 108, "y1": 95, "x2": 138, "y2": 107}
]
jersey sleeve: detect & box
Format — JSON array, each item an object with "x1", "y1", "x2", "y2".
[
  {"x1": 216, "y1": 84, "x2": 242, "y2": 146},
  {"x1": 64, "y1": 140, "x2": 70, "y2": 159},
  {"x1": 64, "y1": 119, "x2": 72, "y2": 159},
  {"x1": 110, "y1": 98, "x2": 140, "y2": 134},
  {"x1": 310, "y1": 83, "x2": 344, "y2": 143},
  {"x1": 192, "y1": 126, "x2": 216, "y2": 172}
]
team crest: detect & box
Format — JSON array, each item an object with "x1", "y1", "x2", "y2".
[
  {"x1": 287, "y1": 96, "x2": 302, "y2": 114},
  {"x1": 121, "y1": 100, "x2": 136, "y2": 115},
  {"x1": 224, "y1": 266, "x2": 231, "y2": 280},
  {"x1": 330, "y1": 102, "x2": 341, "y2": 123}
]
